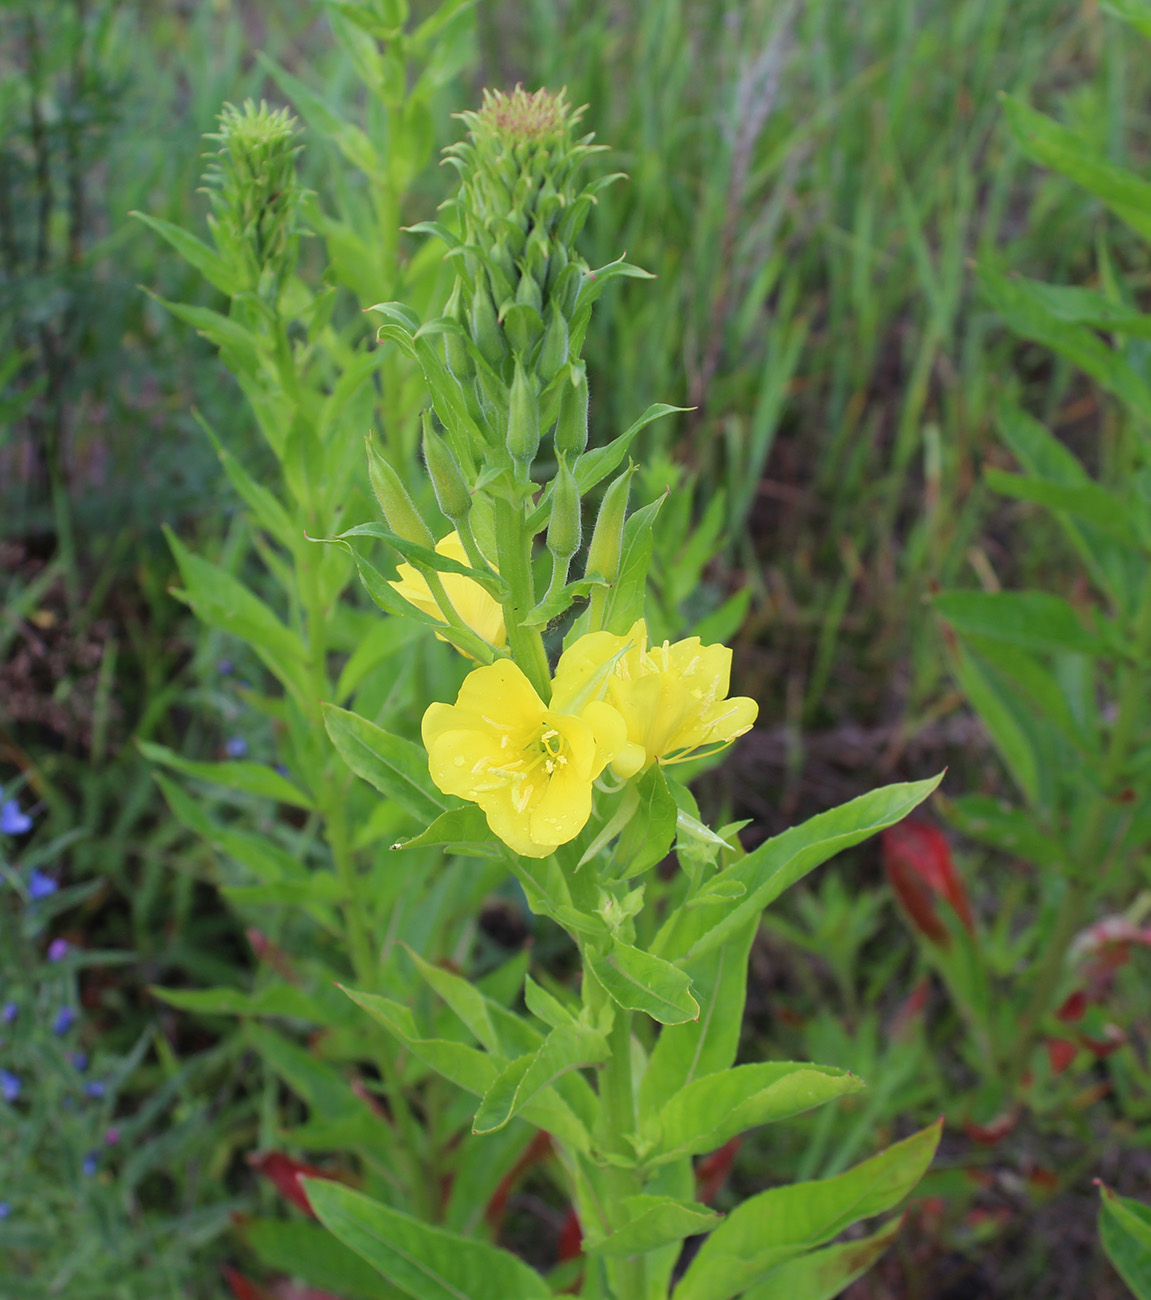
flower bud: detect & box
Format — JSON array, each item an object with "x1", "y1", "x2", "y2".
[
  {"x1": 422, "y1": 414, "x2": 472, "y2": 523},
  {"x1": 507, "y1": 358, "x2": 540, "y2": 468},
  {"x1": 537, "y1": 302, "x2": 569, "y2": 384},
  {"x1": 547, "y1": 458, "x2": 582, "y2": 560},
  {"x1": 366, "y1": 435, "x2": 435, "y2": 548},
  {"x1": 442, "y1": 282, "x2": 473, "y2": 381},
  {"x1": 554, "y1": 365, "x2": 589, "y2": 459},
  {"x1": 470, "y1": 284, "x2": 506, "y2": 369},
  {"x1": 585, "y1": 465, "x2": 633, "y2": 583}
]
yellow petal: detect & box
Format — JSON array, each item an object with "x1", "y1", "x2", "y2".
[
  {"x1": 529, "y1": 764, "x2": 594, "y2": 851},
  {"x1": 579, "y1": 699, "x2": 628, "y2": 775}
]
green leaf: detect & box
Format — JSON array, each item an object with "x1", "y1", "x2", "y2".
[
  {"x1": 259, "y1": 53, "x2": 380, "y2": 177},
  {"x1": 587, "y1": 1195, "x2": 723, "y2": 1257},
  {"x1": 153, "y1": 296, "x2": 261, "y2": 373},
  {"x1": 473, "y1": 1021, "x2": 607, "y2": 1134},
  {"x1": 241, "y1": 1216, "x2": 403, "y2": 1300},
  {"x1": 647, "y1": 1063, "x2": 863, "y2": 1163},
  {"x1": 304, "y1": 1179, "x2": 552, "y2": 1300},
  {"x1": 741, "y1": 1216, "x2": 903, "y2": 1300},
  {"x1": 340, "y1": 986, "x2": 500, "y2": 1096},
  {"x1": 587, "y1": 940, "x2": 700, "y2": 1025},
  {"x1": 950, "y1": 647, "x2": 1042, "y2": 807},
  {"x1": 406, "y1": 947, "x2": 539, "y2": 1058},
  {"x1": 1099, "y1": 1185, "x2": 1151, "y2": 1300},
  {"x1": 338, "y1": 524, "x2": 507, "y2": 597},
  {"x1": 322, "y1": 704, "x2": 448, "y2": 824},
  {"x1": 674, "y1": 1122, "x2": 942, "y2": 1300},
  {"x1": 933, "y1": 590, "x2": 1104, "y2": 656},
  {"x1": 641, "y1": 918, "x2": 758, "y2": 1114},
  {"x1": 150, "y1": 984, "x2": 319, "y2": 1019},
  {"x1": 940, "y1": 794, "x2": 1066, "y2": 869},
  {"x1": 390, "y1": 805, "x2": 500, "y2": 857},
  {"x1": 603, "y1": 494, "x2": 664, "y2": 634},
  {"x1": 613, "y1": 765, "x2": 678, "y2": 877},
  {"x1": 139, "y1": 739, "x2": 315, "y2": 810},
  {"x1": 979, "y1": 265, "x2": 1151, "y2": 421},
  {"x1": 1000, "y1": 94, "x2": 1151, "y2": 243},
  {"x1": 984, "y1": 468, "x2": 1143, "y2": 549},
  {"x1": 131, "y1": 211, "x2": 235, "y2": 295},
  {"x1": 674, "y1": 777, "x2": 943, "y2": 965},
  {"x1": 243, "y1": 1218, "x2": 406, "y2": 1300},
  {"x1": 1102, "y1": 0, "x2": 1151, "y2": 39}
]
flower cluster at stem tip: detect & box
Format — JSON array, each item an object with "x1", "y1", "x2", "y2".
[{"x1": 421, "y1": 618, "x2": 757, "y2": 857}]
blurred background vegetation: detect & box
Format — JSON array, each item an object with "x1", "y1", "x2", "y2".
[{"x1": 2, "y1": 0, "x2": 1150, "y2": 1296}]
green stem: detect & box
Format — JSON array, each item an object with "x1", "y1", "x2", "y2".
[
  {"x1": 598, "y1": 1002, "x2": 647, "y2": 1300},
  {"x1": 494, "y1": 494, "x2": 552, "y2": 699}
]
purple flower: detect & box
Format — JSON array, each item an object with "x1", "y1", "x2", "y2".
[
  {"x1": 0, "y1": 801, "x2": 32, "y2": 836},
  {"x1": 0, "y1": 1070, "x2": 20, "y2": 1103},
  {"x1": 27, "y1": 870, "x2": 57, "y2": 900},
  {"x1": 217, "y1": 658, "x2": 234, "y2": 676},
  {"x1": 47, "y1": 938, "x2": 69, "y2": 962},
  {"x1": 0, "y1": 1201, "x2": 10, "y2": 1218},
  {"x1": 224, "y1": 736, "x2": 248, "y2": 759},
  {"x1": 52, "y1": 1006, "x2": 76, "y2": 1035},
  {"x1": 105, "y1": 1126, "x2": 120, "y2": 1146},
  {"x1": 83, "y1": 1080, "x2": 105, "y2": 1099},
  {"x1": 1, "y1": 1003, "x2": 17, "y2": 1024},
  {"x1": 82, "y1": 1152, "x2": 98, "y2": 1176},
  {"x1": 69, "y1": 1051, "x2": 88, "y2": 1072}
]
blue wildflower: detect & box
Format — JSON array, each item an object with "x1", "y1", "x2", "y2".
[
  {"x1": 69, "y1": 1051, "x2": 88, "y2": 1072},
  {"x1": 27, "y1": 870, "x2": 57, "y2": 900},
  {"x1": 83, "y1": 1080, "x2": 105, "y2": 1099},
  {"x1": 52, "y1": 1006, "x2": 76, "y2": 1035},
  {"x1": 0, "y1": 1070, "x2": 20, "y2": 1103},
  {"x1": 47, "y1": 938, "x2": 69, "y2": 962},
  {"x1": 0, "y1": 1201, "x2": 10, "y2": 1219},
  {"x1": 82, "y1": 1152, "x2": 98, "y2": 1177},
  {"x1": 217, "y1": 658, "x2": 234, "y2": 676},
  {"x1": 0, "y1": 801, "x2": 32, "y2": 835},
  {"x1": 1, "y1": 1003, "x2": 16, "y2": 1024},
  {"x1": 225, "y1": 736, "x2": 249, "y2": 759},
  {"x1": 273, "y1": 762, "x2": 289, "y2": 777}
]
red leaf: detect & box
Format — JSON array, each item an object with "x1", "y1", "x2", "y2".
[
  {"x1": 888, "y1": 976, "x2": 932, "y2": 1040},
  {"x1": 223, "y1": 1266, "x2": 273, "y2": 1300},
  {"x1": 1046, "y1": 1037, "x2": 1078, "y2": 1074},
  {"x1": 247, "y1": 1152, "x2": 341, "y2": 1218},
  {"x1": 1056, "y1": 990, "x2": 1087, "y2": 1023},
  {"x1": 883, "y1": 820, "x2": 974, "y2": 947},
  {"x1": 695, "y1": 1135, "x2": 743, "y2": 1204},
  {"x1": 962, "y1": 1110, "x2": 1018, "y2": 1145},
  {"x1": 557, "y1": 1207, "x2": 583, "y2": 1261},
  {"x1": 484, "y1": 1130, "x2": 552, "y2": 1234}
]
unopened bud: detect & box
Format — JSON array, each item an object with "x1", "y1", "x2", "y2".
[
  {"x1": 554, "y1": 365, "x2": 588, "y2": 459},
  {"x1": 443, "y1": 281, "x2": 473, "y2": 380},
  {"x1": 585, "y1": 465, "x2": 633, "y2": 583},
  {"x1": 537, "y1": 302, "x2": 568, "y2": 383},
  {"x1": 547, "y1": 458, "x2": 582, "y2": 560},
  {"x1": 507, "y1": 358, "x2": 540, "y2": 467},
  {"x1": 470, "y1": 284, "x2": 505, "y2": 368},
  {"x1": 422, "y1": 414, "x2": 472, "y2": 523},
  {"x1": 366, "y1": 435, "x2": 434, "y2": 548}
]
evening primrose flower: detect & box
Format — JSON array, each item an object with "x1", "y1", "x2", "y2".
[
  {"x1": 421, "y1": 659, "x2": 625, "y2": 858},
  {"x1": 552, "y1": 620, "x2": 758, "y2": 779},
  {"x1": 389, "y1": 531, "x2": 506, "y2": 651}
]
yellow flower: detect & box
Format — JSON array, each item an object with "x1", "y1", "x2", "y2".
[
  {"x1": 551, "y1": 619, "x2": 758, "y2": 779},
  {"x1": 422, "y1": 660, "x2": 626, "y2": 858},
  {"x1": 389, "y1": 531, "x2": 506, "y2": 650}
]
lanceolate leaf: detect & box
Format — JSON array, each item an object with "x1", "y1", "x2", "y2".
[
  {"x1": 241, "y1": 1217, "x2": 406, "y2": 1300},
  {"x1": 673, "y1": 1122, "x2": 942, "y2": 1300},
  {"x1": 587, "y1": 940, "x2": 700, "y2": 1025},
  {"x1": 740, "y1": 1216, "x2": 904, "y2": 1300},
  {"x1": 587, "y1": 1195, "x2": 723, "y2": 1258},
  {"x1": 1099, "y1": 1184, "x2": 1151, "y2": 1300},
  {"x1": 933, "y1": 589, "x2": 1104, "y2": 657},
  {"x1": 140, "y1": 740, "x2": 315, "y2": 810},
  {"x1": 673, "y1": 777, "x2": 943, "y2": 965},
  {"x1": 473, "y1": 1021, "x2": 608, "y2": 1134},
  {"x1": 303, "y1": 1179, "x2": 552, "y2": 1300},
  {"x1": 390, "y1": 806, "x2": 500, "y2": 857},
  {"x1": 647, "y1": 1063, "x2": 864, "y2": 1163},
  {"x1": 322, "y1": 704, "x2": 449, "y2": 824}
]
